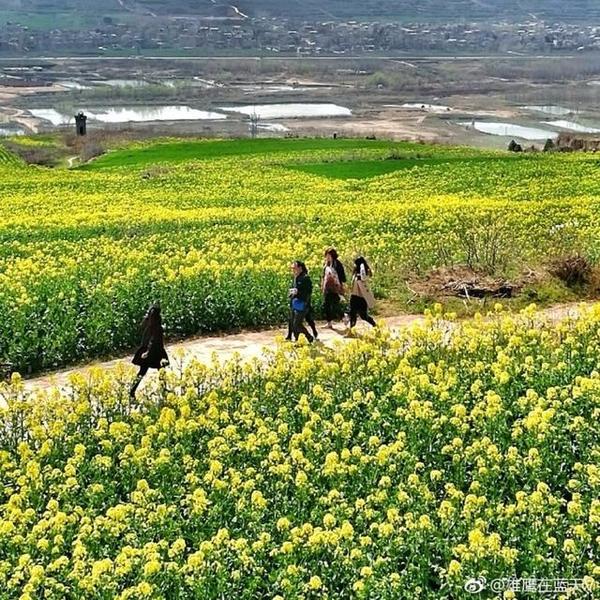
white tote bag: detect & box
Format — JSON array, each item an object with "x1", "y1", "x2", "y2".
[{"x1": 357, "y1": 278, "x2": 375, "y2": 309}]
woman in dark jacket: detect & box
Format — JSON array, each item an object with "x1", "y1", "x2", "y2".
[
  {"x1": 286, "y1": 261, "x2": 317, "y2": 342},
  {"x1": 129, "y1": 303, "x2": 170, "y2": 398},
  {"x1": 322, "y1": 247, "x2": 347, "y2": 328},
  {"x1": 286, "y1": 260, "x2": 314, "y2": 343}
]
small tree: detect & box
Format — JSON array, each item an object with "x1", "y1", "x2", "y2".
[{"x1": 454, "y1": 211, "x2": 514, "y2": 274}]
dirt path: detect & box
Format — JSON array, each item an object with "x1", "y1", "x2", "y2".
[
  {"x1": 23, "y1": 314, "x2": 423, "y2": 395},
  {"x1": 17, "y1": 301, "x2": 591, "y2": 397}
]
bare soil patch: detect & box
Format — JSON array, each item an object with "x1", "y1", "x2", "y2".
[
  {"x1": 288, "y1": 110, "x2": 450, "y2": 142},
  {"x1": 407, "y1": 265, "x2": 544, "y2": 300}
]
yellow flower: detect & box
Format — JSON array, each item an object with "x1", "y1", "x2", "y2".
[
  {"x1": 339, "y1": 521, "x2": 354, "y2": 539},
  {"x1": 295, "y1": 471, "x2": 308, "y2": 487},
  {"x1": 187, "y1": 551, "x2": 205, "y2": 569},
  {"x1": 137, "y1": 582, "x2": 153, "y2": 596},
  {"x1": 143, "y1": 560, "x2": 161, "y2": 577},
  {"x1": 448, "y1": 560, "x2": 461, "y2": 576},
  {"x1": 418, "y1": 515, "x2": 432, "y2": 530},
  {"x1": 323, "y1": 513, "x2": 336, "y2": 529},
  {"x1": 168, "y1": 538, "x2": 186, "y2": 558},
  {"x1": 430, "y1": 469, "x2": 443, "y2": 482},
  {"x1": 368, "y1": 435, "x2": 381, "y2": 448},
  {"x1": 251, "y1": 490, "x2": 267, "y2": 510},
  {"x1": 360, "y1": 566, "x2": 373, "y2": 578}
]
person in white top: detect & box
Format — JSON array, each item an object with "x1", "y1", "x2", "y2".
[{"x1": 347, "y1": 256, "x2": 376, "y2": 334}]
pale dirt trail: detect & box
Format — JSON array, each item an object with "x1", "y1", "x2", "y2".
[
  {"x1": 23, "y1": 314, "x2": 424, "y2": 395},
  {"x1": 18, "y1": 301, "x2": 592, "y2": 397}
]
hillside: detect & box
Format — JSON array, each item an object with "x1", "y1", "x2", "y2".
[
  {"x1": 2, "y1": 0, "x2": 598, "y2": 27},
  {"x1": 234, "y1": 0, "x2": 597, "y2": 21}
]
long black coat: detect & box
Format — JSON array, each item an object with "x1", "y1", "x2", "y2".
[{"x1": 132, "y1": 325, "x2": 169, "y2": 369}]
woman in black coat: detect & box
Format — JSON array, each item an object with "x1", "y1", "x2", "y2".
[
  {"x1": 286, "y1": 261, "x2": 318, "y2": 341},
  {"x1": 286, "y1": 260, "x2": 315, "y2": 343},
  {"x1": 129, "y1": 303, "x2": 169, "y2": 398}
]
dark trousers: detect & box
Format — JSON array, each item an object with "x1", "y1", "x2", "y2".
[
  {"x1": 287, "y1": 307, "x2": 317, "y2": 340},
  {"x1": 306, "y1": 307, "x2": 318, "y2": 337},
  {"x1": 324, "y1": 292, "x2": 341, "y2": 322},
  {"x1": 291, "y1": 309, "x2": 314, "y2": 341},
  {"x1": 349, "y1": 295, "x2": 376, "y2": 328}
]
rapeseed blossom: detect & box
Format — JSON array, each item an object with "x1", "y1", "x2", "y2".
[
  {"x1": 0, "y1": 302, "x2": 599, "y2": 598},
  {"x1": 1, "y1": 142, "x2": 600, "y2": 373}
]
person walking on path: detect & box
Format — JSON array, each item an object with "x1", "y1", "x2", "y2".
[
  {"x1": 347, "y1": 256, "x2": 376, "y2": 335},
  {"x1": 287, "y1": 260, "x2": 315, "y2": 343},
  {"x1": 286, "y1": 299, "x2": 318, "y2": 341},
  {"x1": 129, "y1": 303, "x2": 170, "y2": 398},
  {"x1": 286, "y1": 262, "x2": 318, "y2": 341},
  {"x1": 322, "y1": 247, "x2": 346, "y2": 328}
]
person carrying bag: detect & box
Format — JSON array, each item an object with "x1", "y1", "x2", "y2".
[
  {"x1": 322, "y1": 247, "x2": 346, "y2": 328},
  {"x1": 347, "y1": 256, "x2": 376, "y2": 334}
]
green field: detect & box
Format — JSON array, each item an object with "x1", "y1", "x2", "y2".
[
  {"x1": 2, "y1": 0, "x2": 595, "y2": 29},
  {"x1": 81, "y1": 138, "x2": 411, "y2": 170},
  {"x1": 291, "y1": 156, "x2": 521, "y2": 180},
  {"x1": 0, "y1": 8, "x2": 129, "y2": 30},
  {"x1": 0, "y1": 145, "x2": 20, "y2": 165}
]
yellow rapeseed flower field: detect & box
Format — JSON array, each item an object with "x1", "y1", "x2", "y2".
[
  {"x1": 0, "y1": 306, "x2": 598, "y2": 598},
  {"x1": 0, "y1": 138, "x2": 598, "y2": 376}
]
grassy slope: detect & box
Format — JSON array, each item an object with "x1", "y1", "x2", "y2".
[
  {"x1": 80, "y1": 138, "x2": 428, "y2": 170},
  {"x1": 291, "y1": 155, "x2": 518, "y2": 180}
]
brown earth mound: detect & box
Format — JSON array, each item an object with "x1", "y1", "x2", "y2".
[{"x1": 408, "y1": 265, "x2": 542, "y2": 300}]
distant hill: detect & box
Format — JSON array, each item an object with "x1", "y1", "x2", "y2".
[
  {"x1": 235, "y1": 0, "x2": 596, "y2": 22},
  {"x1": 3, "y1": 0, "x2": 598, "y2": 25}
]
